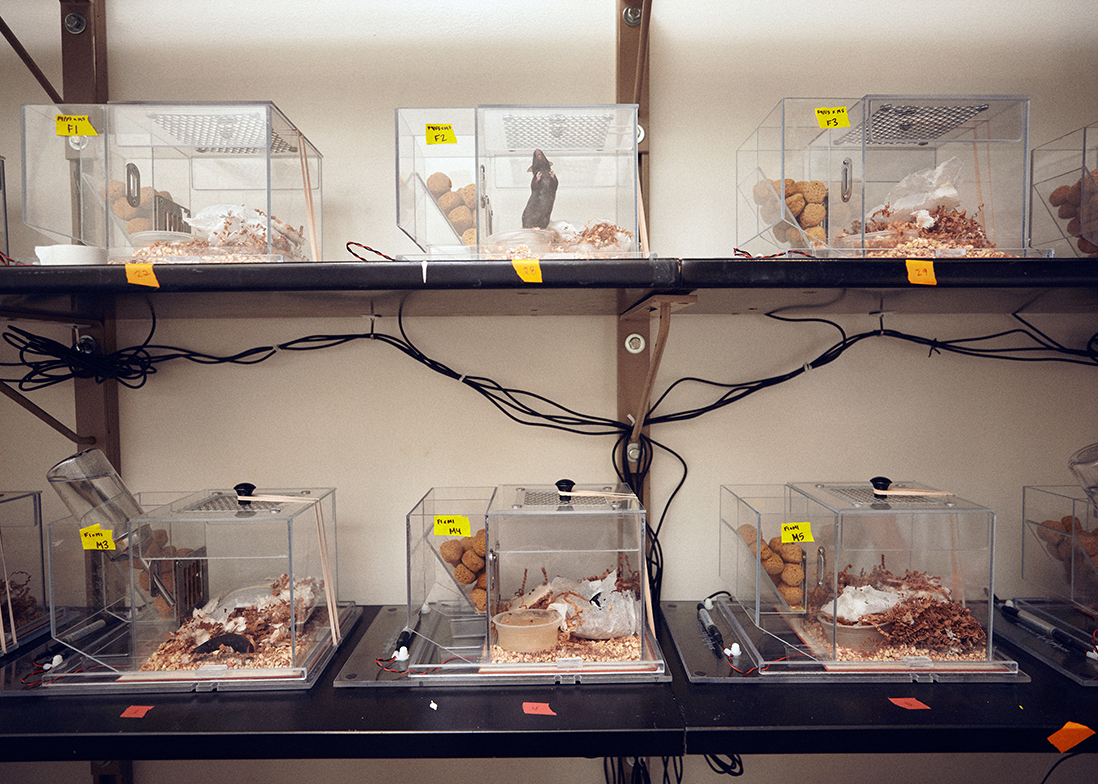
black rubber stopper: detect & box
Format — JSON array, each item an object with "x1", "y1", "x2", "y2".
[
  {"x1": 234, "y1": 482, "x2": 256, "y2": 505},
  {"x1": 869, "y1": 476, "x2": 891, "y2": 498},
  {"x1": 556, "y1": 478, "x2": 576, "y2": 504}
]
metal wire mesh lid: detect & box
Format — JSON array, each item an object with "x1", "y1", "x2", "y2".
[
  {"x1": 816, "y1": 484, "x2": 953, "y2": 508},
  {"x1": 510, "y1": 485, "x2": 637, "y2": 509},
  {"x1": 181, "y1": 491, "x2": 289, "y2": 513},
  {"x1": 836, "y1": 103, "x2": 989, "y2": 146},
  {"x1": 145, "y1": 111, "x2": 298, "y2": 155},
  {"x1": 502, "y1": 113, "x2": 615, "y2": 150}
]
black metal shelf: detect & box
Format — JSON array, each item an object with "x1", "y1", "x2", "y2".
[
  {"x1": 1, "y1": 258, "x2": 1096, "y2": 320},
  {"x1": 1, "y1": 605, "x2": 1096, "y2": 761}
]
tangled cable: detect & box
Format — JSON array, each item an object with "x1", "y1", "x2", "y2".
[
  {"x1": 3, "y1": 302, "x2": 1094, "y2": 610},
  {"x1": 1, "y1": 306, "x2": 274, "y2": 391}
]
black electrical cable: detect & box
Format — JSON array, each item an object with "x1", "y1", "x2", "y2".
[
  {"x1": 1038, "y1": 752, "x2": 1083, "y2": 784},
  {"x1": 704, "y1": 753, "x2": 745, "y2": 777},
  {"x1": 660, "y1": 756, "x2": 683, "y2": 784},
  {"x1": 5, "y1": 300, "x2": 1092, "y2": 610},
  {"x1": 643, "y1": 311, "x2": 1098, "y2": 428}
]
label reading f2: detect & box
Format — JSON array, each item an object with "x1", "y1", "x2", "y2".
[
  {"x1": 781, "y1": 522, "x2": 814, "y2": 543},
  {"x1": 55, "y1": 115, "x2": 98, "y2": 137},
  {"x1": 425, "y1": 123, "x2": 457, "y2": 145},
  {"x1": 814, "y1": 106, "x2": 851, "y2": 129},
  {"x1": 433, "y1": 514, "x2": 471, "y2": 537},
  {"x1": 79, "y1": 523, "x2": 116, "y2": 551}
]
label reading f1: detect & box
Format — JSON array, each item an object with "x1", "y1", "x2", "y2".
[
  {"x1": 434, "y1": 515, "x2": 471, "y2": 537},
  {"x1": 781, "y1": 522, "x2": 814, "y2": 543},
  {"x1": 814, "y1": 106, "x2": 850, "y2": 129},
  {"x1": 79, "y1": 523, "x2": 116, "y2": 551},
  {"x1": 425, "y1": 124, "x2": 457, "y2": 145},
  {"x1": 55, "y1": 115, "x2": 98, "y2": 136}
]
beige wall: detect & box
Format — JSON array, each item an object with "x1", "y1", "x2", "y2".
[{"x1": 2, "y1": 2, "x2": 1097, "y2": 782}]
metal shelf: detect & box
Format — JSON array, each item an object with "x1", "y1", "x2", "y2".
[{"x1": 1, "y1": 258, "x2": 1096, "y2": 320}]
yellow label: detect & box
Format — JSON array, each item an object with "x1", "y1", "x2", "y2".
[
  {"x1": 126, "y1": 263, "x2": 160, "y2": 288},
  {"x1": 434, "y1": 515, "x2": 471, "y2": 537},
  {"x1": 55, "y1": 115, "x2": 98, "y2": 136},
  {"x1": 814, "y1": 106, "x2": 851, "y2": 129},
  {"x1": 512, "y1": 258, "x2": 542, "y2": 283},
  {"x1": 425, "y1": 123, "x2": 457, "y2": 145},
  {"x1": 80, "y1": 523, "x2": 116, "y2": 551},
  {"x1": 781, "y1": 522, "x2": 814, "y2": 544},
  {"x1": 906, "y1": 259, "x2": 937, "y2": 285}
]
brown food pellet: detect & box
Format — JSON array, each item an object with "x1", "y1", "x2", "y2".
[
  {"x1": 461, "y1": 549, "x2": 485, "y2": 572},
  {"x1": 448, "y1": 205, "x2": 474, "y2": 233},
  {"x1": 762, "y1": 552, "x2": 785, "y2": 576},
  {"x1": 471, "y1": 587, "x2": 487, "y2": 612},
  {"x1": 460, "y1": 184, "x2": 477, "y2": 210},
  {"x1": 800, "y1": 180, "x2": 827, "y2": 204},
  {"x1": 1049, "y1": 185, "x2": 1071, "y2": 207},
  {"x1": 785, "y1": 193, "x2": 806, "y2": 218},
  {"x1": 1058, "y1": 202, "x2": 1078, "y2": 220},
  {"x1": 753, "y1": 179, "x2": 777, "y2": 206},
  {"x1": 799, "y1": 203, "x2": 826, "y2": 229},
  {"x1": 426, "y1": 172, "x2": 451, "y2": 198},
  {"x1": 472, "y1": 529, "x2": 486, "y2": 557},
  {"x1": 778, "y1": 542, "x2": 804, "y2": 563},
  {"x1": 437, "y1": 190, "x2": 463, "y2": 214},
  {"x1": 440, "y1": 538, "x2": 464, "y2": 565},
  {"x1": 781, "y1": 563, "x2": 805, "y2": 586},
  {"x1": 453, "y1": 564, "x2": 477, "y2": 584},
  {"x1": 803, "y1": 226, "x2": 826, "y2": 244},
  {"x1": 778, "y1": 583, "x2": 804, "y2": 607},
  {"x1": 738, "y1": 524, "x2": 758, "y2": 544}
]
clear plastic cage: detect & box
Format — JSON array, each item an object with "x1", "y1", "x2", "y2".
[
  {"x1": 735, "y1": 95, "x2": 1032, "y2": 258},
  {"x1": 0, "y1": 491, "x2": 47, "y2": 656},
  {"x1": 396, "y1": 105, "x2": 643, "y2": 259},
  {"x1": 401, "y1": 483, "x2": 667, "y2": 684},
  {"x1": 1021, "y1": 485, "x2": 1098, "y2": 611},
  {"x1": 1029, "y1": 122, "x2": 1098, "y2": 258},
  {"x1": 23, "y1": 102, "x2": 321, "y2": 264},
  {"x1": 34, "y1": 488, "x2": 351, "y2": 693},
  {"x1": 994, "y1": 485, "x2": 1098, "y2": 686},
  {"x1": 715, "y1": 481, "x2": 1019, "y2": 681}
]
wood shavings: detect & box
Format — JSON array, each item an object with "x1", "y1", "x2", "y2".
[
  {"x1": 491, "y1": 633, "x2": 641, "y2": 664},
  {"x1": 139, "y1": 574, "x2": 330, "y2": 672},
  {"x1": 845, "y1": 205, "x2": 1011, "y2": 257},
  {"x1": 808, "y1": 557, "x2": 987, "y2": 659}
]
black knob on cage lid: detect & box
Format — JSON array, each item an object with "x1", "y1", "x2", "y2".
[
  {"x1": 234, "y1": 482, "x2": 256, "y2": 505},
  {"x1": 555, "y1": 478, "x2": 575, "y2": 504},
  {"x1": 869, "y1": 476, "x2": 891, "y2": 498}
]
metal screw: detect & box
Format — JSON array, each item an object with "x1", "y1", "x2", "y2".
[
  {"x1": 623, "y1": 5, "x2": 643, "y2": 26},
  {"x1": 64, "y1": 13, "x2": 87, "y2": 35},
  {"x1": 624, "y1": 333, "x2": 646, "y2": 354}
]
